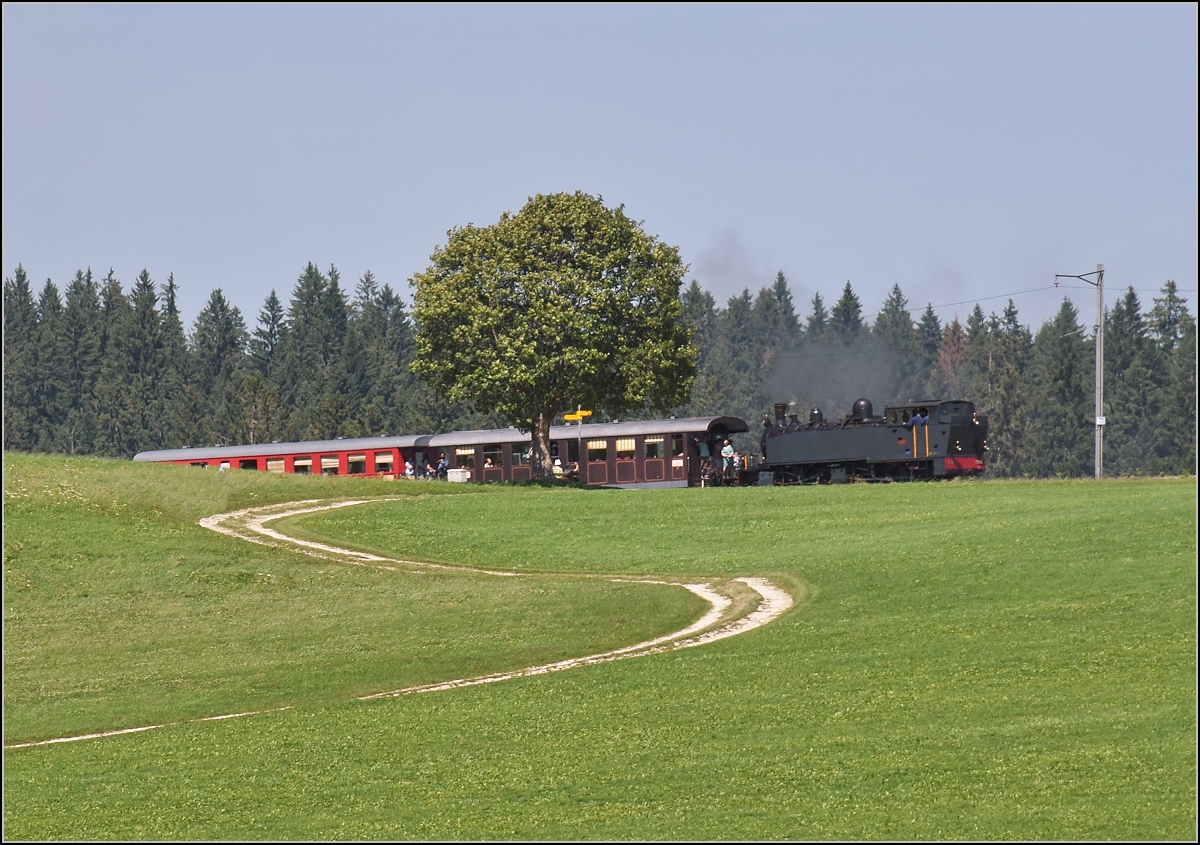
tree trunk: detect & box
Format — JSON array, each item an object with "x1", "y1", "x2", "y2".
[{"x1": 531, "y1": 409, "x2": 555, "y2": 479}]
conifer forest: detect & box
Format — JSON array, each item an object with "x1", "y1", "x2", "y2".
[{"x1": 4, "y1": 263, "x2": 1195, "y2": 478}]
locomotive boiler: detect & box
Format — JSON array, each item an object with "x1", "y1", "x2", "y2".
[{"x1": 747, "y1": 397, "x2": 988, "y2": 484}]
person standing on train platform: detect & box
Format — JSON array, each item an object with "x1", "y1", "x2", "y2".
[
  {"x1": 721, "y1": 439, "x2": 734, "y2": 479},
  {"x1": 695, "y1": 435, "x2": 712, "y2": 476},
  {"x1": 436, "y1": 452, "x2": 449, "y2": 480}
]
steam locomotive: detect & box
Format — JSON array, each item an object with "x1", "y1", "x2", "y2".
[{"x1": 744, "y1": 398, "x2": 988, "y2": 484}]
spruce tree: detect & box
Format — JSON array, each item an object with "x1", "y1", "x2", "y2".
[
  {"x1": 249, "y1": 289, "x2": 286, "y2": 380},
  {"x1": 124, "y1": 270, "x2": 166, "y2": 452},
  {"x1": 694, "y1": 290, "x2": 758, "y2": 422},
  {"x1": 1024, "y1": 299, "x2": 1092, "y2": 477},
  {"x1": 190, "y1": 288, "x2": 249, "y2": 446},
  {"x1": 92, "y1": 271, "x2": 136, "y2": 456},
  {"x1": 872, "y1": 284, "x2": 920, "y2": 401},
  {"x1": 756, "y1": 271, "x2": 801, "y2": 349},
  {"x1": 59, "y1": 270, "x2": 103, "y2": 454},
  {"x1": 3, "y1": 266, "x2": 40, "y2": 450},
  {"x1": 805, "y1": 293, "x2": 828, "y2": 340},
  {"x1": 915, "y1": 304, "x2": 942, "y2": 394},
  {"x1": 191, "y1": 288, "x2": 248, "y2": 394},
  {"x1": 984, "y1": 301, "x2": 1034, "y2": 477},
  {"x1": 956, "y1": 305, "x2": 993, "y2": 402},
  {"x1": 344, "y1": 271, "x2": 444, "y2": 438},
  {"x1": 1146, "y1": 281, "x2": 1196, "y2": 473},
  {"x1": 157, "y1": 274, "x2": 191, "y2": 448},
  {"x1": 275, "y1": 263, "x2": 348, "y2": 438},
  {"x1": 1102, "y1": 288, "x2": 1160, "y2": 474},
  {"x1": 1147, "y1": 280, "x2": 1189, "y2": 351},
  {"x1": 749, "y1": 272, "x2": 802, "y2": 401},
  {"x1": 829, "y1": 281, "x2": 866, "y2": 344},
  {"x1": 681, "y1": 280, "x2": 718, "y2": 386}
]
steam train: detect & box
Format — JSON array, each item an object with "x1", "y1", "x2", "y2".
[
  {"x1": 743, "y1": 398, "x2": 988, "y2": 484},
  {"x1": 132, "y1": 399, "x2": 987, "y2": 487}
]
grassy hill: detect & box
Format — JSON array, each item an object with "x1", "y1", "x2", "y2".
[{"x1": 3, "y1": 453, "x2": 1195, "y2": 840}]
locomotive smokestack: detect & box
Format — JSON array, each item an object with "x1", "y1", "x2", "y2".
[
  {"x1": 809, "y1": 408, "x2": 824, "y2": 424},
  {"x1": 774, "y1": 403, "x2": 788, "y2": 423}
]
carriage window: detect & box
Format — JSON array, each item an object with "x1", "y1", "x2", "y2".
[
  {"x1": 373, "y1": 452, "x2": 393, "y2": 473},
  {"x1": 266, "y1": 459, "x2": 285, "y2": 473},
  {"x1": 616, "y1": 437, "x2": 635, "y2": 460},
  {"x1": 348, "y1": 454, "x2": 366, "y2": 474},
  {"x1": 483, "y1": 444, "x2": 503, "y2": 467},
  {"x1": 587, "y1": 439, "x2": 608, "y2": 462},
  {"x1": 550, "y1": 442, "x2": 560, "y2": 460},
  {"x1": 511, "y1": 445, "x2": 529, "y2": 466},
  {"x1": 189, "y1": 462, "x2": 208, "y2": 469},
  {"x1": 672, "y1": 434, "x2": 684, "y2": 457},
  {"x1": 321, "y1": 455, "x2": 339, "y2": 475},
  {"x1": 567, "y1": 439, "x2": 579, "y2": 463},
  {"x1": 645, "y1": 436, "x2": 664, "y2": 459},
  {"x1": 239, "y1": 459, "x2": 258, "y2": 471},
  {"x1": 294, "y1": 456, "x2": 312, "y2": 474},
  {"x1": 455, "y1": 446, "x2": 475, "y2": 469}
]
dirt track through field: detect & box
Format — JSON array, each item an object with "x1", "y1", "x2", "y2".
[{"x1": 7, "y1": 497, "x2": 794, "y2": 749}]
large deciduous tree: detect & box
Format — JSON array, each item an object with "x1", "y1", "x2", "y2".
[{"x1": 411, "y1": 192, "x2": 697, "y2": 477}]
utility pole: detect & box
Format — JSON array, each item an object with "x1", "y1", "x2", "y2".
[{"x1": 1055, "y1": 264, "x2": 1105, "y2": 478}]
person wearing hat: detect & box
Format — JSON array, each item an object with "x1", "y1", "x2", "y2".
[{"x1": 552, "y1": 457, "x2": 564, "y2": 478}]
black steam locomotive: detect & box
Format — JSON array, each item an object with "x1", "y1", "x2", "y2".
[{"x1": 744, "y1": 398, "x2": 989, "y2": 484}]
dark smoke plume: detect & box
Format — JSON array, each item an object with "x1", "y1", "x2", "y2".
[{"x1": 763, "y1": 336, "x2": 910, "y2": 421}]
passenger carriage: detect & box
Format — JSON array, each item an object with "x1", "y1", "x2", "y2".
[
  {"x1": 427, "y1": 416, "x2": 749, "y2": 487},
  {"x1": 132, "y1": 435, "x2": 427, "y2": 479}
]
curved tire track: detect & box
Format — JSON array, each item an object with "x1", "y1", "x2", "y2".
[{"x1": 8, "y1": 497, "x2": 794, "y2": 749}]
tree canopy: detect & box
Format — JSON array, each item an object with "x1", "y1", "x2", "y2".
[{"x1": 411, "y1": 192, "x2": 697, "y2": 476}]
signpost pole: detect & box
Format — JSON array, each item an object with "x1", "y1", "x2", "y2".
[{"x1": 563, "y1": 407, "x2": 592, "y2": 479}]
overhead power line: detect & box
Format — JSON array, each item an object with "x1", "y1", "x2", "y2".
[
  {"x1": 860, "y1": 282, "x2": 1194, "y2": 323},
  {"x1": 861, "y1": 285, "x2": 1058, "y2": 321}
]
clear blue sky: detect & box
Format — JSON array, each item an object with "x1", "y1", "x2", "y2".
[{"x1": 4, "y1": 3, "x2": 1196, "y2": 333}]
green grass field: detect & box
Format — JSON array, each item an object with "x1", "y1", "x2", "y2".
[{"x1": 3, "y1": 453, "x2": 1195, "y2": 840}]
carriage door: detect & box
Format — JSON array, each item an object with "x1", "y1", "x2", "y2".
[
  {"x1": 643, "y1": 435, "x2": 666, "y2": 482},
  {"x1": 671, "y1": 433, "x2": 686, "y2": 481},
  {"x1": 615, "y1": 437, "x2": 637, "y2": 483},
  {"x1": 586, "y1": 438, "x2": 608, "y2": 484}
]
